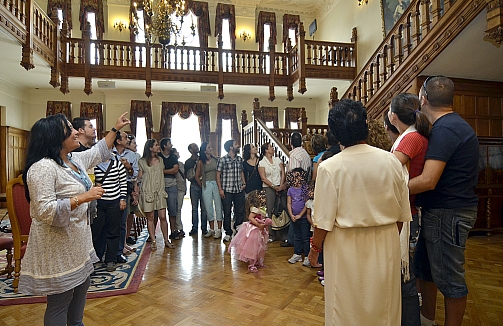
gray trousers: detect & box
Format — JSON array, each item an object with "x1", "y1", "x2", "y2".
[{"x1": 44, "y1": 276, "x2": 90, "y2": 326}]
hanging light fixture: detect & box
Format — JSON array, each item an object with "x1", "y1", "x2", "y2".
[
  {"x1": 358, "y1": 0, "x2": 369, "y2": 5},
  {"x1": 131, "y1": 0, "x2": 196, "y2": 46}
]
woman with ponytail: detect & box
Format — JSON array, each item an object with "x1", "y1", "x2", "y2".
[{"x1": 388, "y1": 92, "x2": 429, "y2": 326}]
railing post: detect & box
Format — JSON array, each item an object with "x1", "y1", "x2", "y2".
[
  {"x1": 60, "y1": 20, "x2": 69, "y2": 94},
  {"x1": 252, "y1": 98, "x2": 260, "y2": 144},
  {"x1": 83, "y1": 22, "x2": 92, "y2": 95},
  {"x1": 297, "y1": 22, "x2": 307, "y2": 94},
  {"x1": 268, "y1": 38, "x2": 275, "y2": 101},
  {"x1": 217, "y1": 33, "x2": 224, "y2": 99},
  {"x1": 351, "y1": 27, "x2": 357, "y2": 68},
  {"x1": 145, "y1": 44, "x2": 152, "y2": 97},
  {"x1": 411, "y1": 4, "x2": 421, "y2": 49},
  {"x1": 430, "y1": 0, "x2": 442, "y2": 26},
  {"x1": 241, "y1": 110, "x2": 248, "y2": 148},
  {"x1": 20, "y1": 0, "x2": 35, "y2": 70},
  {"x1": 50, "y1": 9, "x2": 60, "y2": 88},
  {"x1": 299, "y1": 107, "x2": 307, "y2": 136},
  {"x1": 420, "y1": 0, "x2": 432, "y2": 36},
  {"x1": 285, "y1": 38, "x2": 294, "y2": 101}
]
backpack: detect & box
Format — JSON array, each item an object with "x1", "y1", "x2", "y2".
[{"x1": 186, "y1": 159, "x2": 197, "y2": 181}]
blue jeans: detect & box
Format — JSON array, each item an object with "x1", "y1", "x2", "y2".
[
  {"x1": 165, "y1": 185, "x2": 178, "y2": 217},
  {"x1": 291, "y1": 217, "x2": 310, "y2": 255},
  {"x1": 222, "y1": 191, "x2": 245, "y2": 236},
  {"x1": 413, "y1": 207, "x2": 477, "y2": 298},
  {"x1": 190, "y1": 183, "x2": 207, "y2": 232},
  {"x1": 201, "y1": 181, "x2": 223, "y2": 222}
]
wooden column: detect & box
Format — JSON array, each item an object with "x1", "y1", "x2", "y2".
[
  {"x1": 217, "y1": 34, "x2": 224, "y2": 99},
  {"x1": 20, "y1": 0, "x2": 35, "y2": 70},
  {"x1": 299, "y1": 107, "x2": 307, "y2": 136},
  {"x1": 297, "y1": 22, "x2": 307, "y2": 94},
  {"x1": 145, "y1": 45, "x2": 152, "y2": 97},
  {"x1": 285, "y1": 38, "x2": 294, "y2": 101},
  {"x1": 268, "y1": 38, "x2": 275, "y2": 101},
  {"x1": 50, "y1": 9, "x2": 60, "y2": 88},
  {"x1": 83, "y1": 22, "x2": 92, "y2": 95},
  {"x1": 60, "y1": 20, "x2": 69, "y2": 94}
]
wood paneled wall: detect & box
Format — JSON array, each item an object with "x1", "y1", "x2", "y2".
[{"x1": 0, "y1": 127, "x2": 29, "y2": 207}]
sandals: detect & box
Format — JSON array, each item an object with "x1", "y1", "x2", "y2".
[
  {"x1": 248, "y1": 266, "x2": 258, "y2": 273},
  {"x1": 150, "y1": 240, "x2": 157, "y2": 250},
  {"x1": 165, "y1": 241, "x2": 175, "y2": 249}
]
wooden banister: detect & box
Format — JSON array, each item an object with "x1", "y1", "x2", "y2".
[{"x1": 343, "y1": 0, "x2": 485, "y2": 119}]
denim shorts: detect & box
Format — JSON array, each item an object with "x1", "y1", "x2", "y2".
[
  {"x1": 413, "y1": 207, "x2": 477, "y2": 298},
  {"x1": 165, "y1": 185, "x2": 178, "y2": 216}
]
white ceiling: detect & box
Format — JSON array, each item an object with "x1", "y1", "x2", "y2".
[{"x1": 0, "y1": 9, "x2": 501, "y2": 101}]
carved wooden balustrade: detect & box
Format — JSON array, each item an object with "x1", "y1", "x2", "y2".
[
  {"x1": 0, "y1": 1, "x2": 357, "y2": 99},
  {"x1": 343, "y1": 0, "x2": 487, "y2": 118},
  {"x1": 256, "y1": 119, "x2": 290, "y2": 166}
]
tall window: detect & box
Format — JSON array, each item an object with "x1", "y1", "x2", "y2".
[
  {"x1": 89, "y1": 118, "x2": 97, "y2": 139},
  {"x1": 265, "y1": 121, "x2": 274, "y2": 129},
  {"x1": 135, "y1": 117, "x2": 148, "y2": 155},
  {"x1": 168, "y1": 12, "x2": 200, "y2": 70},
  {"x1": 57, "y1": 9, "x2": 63, "y2": 30},
  {"x1": 288, "y1": 28, "x2": 296, "y2": 47},
  {"x1": 171, "y1": 114, "x2": 201, "y2": 162},
  {"x1": 220, "y1": 119, "x2": 232, "y2": 157},
  {"x1": 134, "y1": 9, "x2": 146, "y2": 67},
  {"x1": 221, "y1": 19, "x2": 232, "y2": 72},
  {"x1": 262, "y1": 24, "x2": 271, "y2": 74},
  {"x1": 87, "y1": 12, "x2": 98, "y2": 64}
]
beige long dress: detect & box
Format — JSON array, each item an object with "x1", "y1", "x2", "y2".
[
  {"x1": 313, "y1": 144, "x2": 412, "y2": 326},
  {"x1": 138, "y1": 158, "x2": 168, "y2": 213}
]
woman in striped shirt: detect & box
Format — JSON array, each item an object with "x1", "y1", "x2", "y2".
[{"x1": 92, "y1": 155, "x2": 128, "y2": 272}]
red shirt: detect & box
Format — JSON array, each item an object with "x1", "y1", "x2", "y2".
[{"x1": 394, "y1": 131, "x2": 428, "y2": 214}]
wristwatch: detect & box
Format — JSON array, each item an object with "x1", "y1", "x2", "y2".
[{"x1": 111, "y1": 127, "x2": 119, "y2": 134}]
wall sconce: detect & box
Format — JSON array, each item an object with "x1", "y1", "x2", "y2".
[
  {"x1": 358, "y1": 0, "x2": 369, "y2": 5},
  {"x1": 239, "y1": 31, "x2": 251, "y2": 42},
  {"x1": 114, "y1": 20, "x2": 127, "y2": 32}
]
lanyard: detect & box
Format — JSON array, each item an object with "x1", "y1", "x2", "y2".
[{"x1": 64, "y1": 157, "x2": 92, "y2": 191}]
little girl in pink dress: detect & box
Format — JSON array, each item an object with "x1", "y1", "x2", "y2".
[{"x1": 228, "y1": 190, "x2": 272, "y2": 273}]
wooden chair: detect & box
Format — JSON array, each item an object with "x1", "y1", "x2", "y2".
[
  {"x1": 0, "y1": 236, "x2": 14, "y2": 278},
  {"x1": 6, "y1": 175, "x2": 32, "y2": 292}
]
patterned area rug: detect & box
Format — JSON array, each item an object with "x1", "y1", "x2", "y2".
[{"x1": 0, "y1": 228, "x2": 150, "y2": 306}]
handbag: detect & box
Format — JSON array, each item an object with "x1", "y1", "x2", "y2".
[{"x1": 271, "y1": 192, "x2": 290, "y2": 230}]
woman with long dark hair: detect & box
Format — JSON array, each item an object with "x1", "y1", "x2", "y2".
[
  {"x1": 195, "y1": 142, "x2": 222, "y2": 238},
  {"x1": 137, "y1": 139, "x2": 171, "y2": 250},
  {"x1": 242, "y1": 144, "x2": 262, "y2": 195},
  {"x1": 20, "y1": 112, "x2": 129, "y2": 326}
]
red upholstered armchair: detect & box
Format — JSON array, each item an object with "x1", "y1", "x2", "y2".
[{"x1": 6, "y1": 175, "x2": 32, "y2": 293}]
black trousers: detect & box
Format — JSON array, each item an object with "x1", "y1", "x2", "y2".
[{"x1": 92, "y1": 198, "x2": 122, "y2": 263}]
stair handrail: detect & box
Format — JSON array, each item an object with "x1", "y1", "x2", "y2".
[
  {"x1": 343, "y1": 0, "x2": 456, "y2": 105},
  {"x1": 255, "y1": 119, "x2": 290, "y2": 166}
]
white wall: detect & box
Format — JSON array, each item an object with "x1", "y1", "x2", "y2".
[
  {"x1": 21, "y1": 87, "x2": 318, "y2": 132},
  {"x1": 0, "y1": 79, "x2": 30, "y2": 129},
  {"x1": 317, "y1": 1, "x2": 383, "y2": 74}
]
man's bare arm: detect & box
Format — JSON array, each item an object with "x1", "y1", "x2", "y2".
[{"x1": 408, "y1": 159, "x2": 446, "y2": 195}]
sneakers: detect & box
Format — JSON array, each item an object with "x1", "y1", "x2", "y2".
[
  {"x1": 317, "y1": 270, "x2": 324, "y2": 277},
  {"x1": 321, "y1": 280, "x2": 325, "y2": 286},
  {"x1": 126, "y1": 237, "x2": 136, "y2": 245},
  {"x1": 179, "y1": 230, "x2": 185, "y2": 237},
  {"x1": 106, "y1": 262, "x2": 116, "y2": 272},
  {"x1": 288, "y1": 254, "x2": 303, "y2": 264},
  {"x1": 189, "y1": 229, "x2": 197, "y2": 236},
  {"x1": 302, "y1": 257, "x2": 311, "y2": 267},
  {"x1": 204, "y1": 230, "x2": 215, "y2": 238},
  {"x1": 214, "y1": 230, "x2": 222, "y2": 239},
  {"x1": 223, "y1": 235, "x2": 231, "y2": 242}
]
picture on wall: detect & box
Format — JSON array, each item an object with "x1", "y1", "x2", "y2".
[{"x1": 381, "y1": 0, "x2": 412, "y2": 36}]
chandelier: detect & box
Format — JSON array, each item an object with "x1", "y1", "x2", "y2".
[{"x1": 131, "y1": 0, "x2": 196, "y2": 46}]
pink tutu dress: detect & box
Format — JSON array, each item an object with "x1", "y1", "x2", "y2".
[{"x1": 228, "y1": 207, "x2": 272, "y2": 267}]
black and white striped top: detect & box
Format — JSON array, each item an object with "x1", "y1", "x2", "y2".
[{"x1": 94, "y1": 157, "x2": 128, "y2": 201}]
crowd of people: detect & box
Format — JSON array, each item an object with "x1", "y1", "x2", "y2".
[{"x1": 18, "y1": 76, "x2": 478, "y2": 326}]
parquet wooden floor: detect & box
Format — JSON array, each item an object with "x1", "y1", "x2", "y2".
[{"x1": 0, "y1": 202, "x2": 502, "y2": 325}]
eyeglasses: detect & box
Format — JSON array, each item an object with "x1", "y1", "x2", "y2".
[{"x1": 422, "y1": 75, "x2": 445, "y2": 100}]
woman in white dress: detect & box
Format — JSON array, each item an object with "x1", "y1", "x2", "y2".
[{"x1": 308, "y1": 99, "x2": 412, "y2": 325}]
